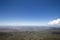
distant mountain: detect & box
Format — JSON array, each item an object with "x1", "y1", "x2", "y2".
[
  {"x1": 0, "y1": 26, "x2": 49, "y2": 32},
  {"x1": 0, "y1": 26, "x2": 60, "y2": 32}
]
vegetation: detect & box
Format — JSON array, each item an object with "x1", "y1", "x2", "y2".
[{"x1": 0, "y1": 28, "x2": 60, "y2": 40}]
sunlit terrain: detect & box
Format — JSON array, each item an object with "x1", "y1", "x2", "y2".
[{"x1": 0, "y1": 26, "x2": 60, "y2": 40}]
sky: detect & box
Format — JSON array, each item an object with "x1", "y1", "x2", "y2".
[{"x1": 0, "y1": 0, "x2": 60, "y2": 26}]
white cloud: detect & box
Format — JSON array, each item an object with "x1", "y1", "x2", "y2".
[{"x1": 48, "y1": 19, "x2": 60, "y2": 25}]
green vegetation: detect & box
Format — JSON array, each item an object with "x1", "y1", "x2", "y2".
[{"x1": 0, "y1": 28, "x2": 60, "y2": 40}]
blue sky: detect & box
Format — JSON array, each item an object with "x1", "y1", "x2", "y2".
[{"x1": 0, "y1": 0, "x2": 60, "y2": 26}]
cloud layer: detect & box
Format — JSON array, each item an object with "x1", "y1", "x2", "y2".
[{"x1": 48, "y1": 19, "x2": 60, "y2": 25}]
